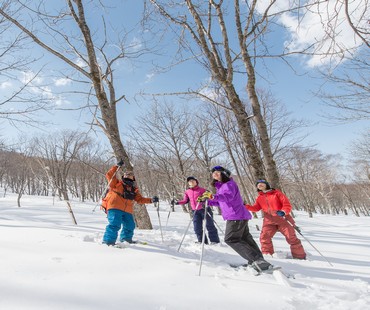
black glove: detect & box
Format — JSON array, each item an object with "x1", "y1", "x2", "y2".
[
  {"x1": 170, "y1": 199, "x2": 178, "y2": 205},
  {"x1": 152, "y1": 196, "x2": 159, "y2": 203},
  {"x1": 276, "y1": 210, "x2": 285, "y2": 217},
  {"x1": 117, "y1": 159, "x2": 124, "y2": 167}
]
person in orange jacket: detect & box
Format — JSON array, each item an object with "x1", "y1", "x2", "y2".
[
  {"x1": 102, "y1": 160, "x2": 159, "y2": 245},
  {"x1": 245, "y1": 180, "x2": 306, "y2": 259}
]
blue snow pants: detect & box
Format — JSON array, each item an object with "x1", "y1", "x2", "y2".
[
  {"x1": 103, "y1": 209, "x2": 136, "y2": 245},
  {"x1": 193, "y1": 208, "x2": 220, "y2": 244}
]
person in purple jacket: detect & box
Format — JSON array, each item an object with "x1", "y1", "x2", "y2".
[
  {"x1": 198, "y1": 166, "x2": 272, "y2": 271},
  {"x1": 174, "y1": 176, "x2": 220, "y2": 244}
]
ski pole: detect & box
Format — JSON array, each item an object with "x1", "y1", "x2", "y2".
[
  {"x1": 198, "y1": 200, "x2": 208, "y2": 276},
  {"x1": 177, "y1": 216, "x2": 194, "y2": 252},
  {"x1": 165, "y1": 196, "x2": 175, "y2": 228},
  {"x1": 165, "y1": 209, "x2": 171, "y2": 228},
  {"x1": 92, "y1": 165, "x2": 122, "y2": 213},
  {"x1": 155, "y1": 201, "x2": 164, "y2": 242},
  {"x1": 285, "y1": 217, "x2": 334, "y2": 267},
  {"x1": 177, "y1": 202, "x2": 200, "y2": 252},
  {"x1": 206, "y1": 210, "x2": 225, "y2": 236}
]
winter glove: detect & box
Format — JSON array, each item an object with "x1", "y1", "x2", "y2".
[
  {"x1": 197, "y1": 191, "x2": 213, "y2": 202},
  {"x1": 276, "y1": 210, "x2": 286, "y2": 217},
  {"x1": 152, "y1": 196, "x2": 159, "y2": 203},
  {"x1": 117, "y1": 159, "x2": 124, "y2": 167},
  {"x1": 170, "y1": 199, "x2": 178, "y2": 205}
]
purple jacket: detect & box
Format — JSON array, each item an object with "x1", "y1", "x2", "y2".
[
  {"x1": 208, "y1": 178, "x2": 252, "y2": 221},
  {"x1": 177, "y1": 186, "x2": 206, "y2": 210}
]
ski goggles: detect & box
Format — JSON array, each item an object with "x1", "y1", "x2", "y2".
[
  {"x1": 211, "y1": 165, "x2": 224, "y2": 173},
  {"x1": 256, "y1": 179, "x2": 267, "y2": 183}
]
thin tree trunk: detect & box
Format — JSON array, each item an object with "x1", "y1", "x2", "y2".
[{"x1": 62, "y1": 190, "x2": 78, "y2": 225}]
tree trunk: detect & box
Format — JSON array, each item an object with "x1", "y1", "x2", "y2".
[
  {"x1": 223, "y1": 84, "x2": 265, "y2": 179},
  {"x1": 244, "y1": 57, "x2": 280, "y2": 188},
  {"x1": 17, "y1": 191, "x2": 22, "y2": 208},
  {"x1": 72, "y1": 0, "x2": 151, "y2": 229},
  {"x1": 133, "y1": 204, "x2": 153, "y2": 229},
  {"x1": 62, "y1": 190, "x2": 78, "y2": 225}
]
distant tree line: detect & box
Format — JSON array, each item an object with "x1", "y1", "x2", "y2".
[{"x1": 1, "y1": 104, "x2": 368, "y2": 217}]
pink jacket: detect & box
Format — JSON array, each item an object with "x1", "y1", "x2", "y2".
[{"x1": 177, "y1": 186, "x2": 206, "y2": 210}]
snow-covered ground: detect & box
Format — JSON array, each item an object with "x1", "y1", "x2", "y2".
[{"x1": 1, "y1": 192, "x2": 369, "y2": 310}]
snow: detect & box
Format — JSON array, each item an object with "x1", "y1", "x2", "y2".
[{"x1": 1, "y1": 192, "x2": 369, "y2": 310}]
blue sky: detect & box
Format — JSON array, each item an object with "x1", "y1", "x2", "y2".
[{"x1": 0, "y1": 0, "x2": 368, "y2": 161}]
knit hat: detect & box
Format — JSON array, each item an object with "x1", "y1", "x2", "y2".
[
  {"x1": 256, "y1": 179, "x2": 271, "y2": 189},
  {"x1": 122, "y1": 171, "x2": 135, "y2": 181},
  {"x1": 211, "y1": 166, "x2": 231, "y2": 177},
  {"x1": 186, "y1": 176, "x2": 198, "y2": 183}
]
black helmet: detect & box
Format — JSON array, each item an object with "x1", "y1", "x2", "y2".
[
  {"x1": 186, "y1": 176, "x2": 198, "y2": 183},
  {"x1": 256, "y1": 179, "x2": 271, "y2": 190}
]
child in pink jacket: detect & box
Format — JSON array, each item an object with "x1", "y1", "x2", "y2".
[{"x1": 175, "y1": 176, "x2": 220, "y2": 244}]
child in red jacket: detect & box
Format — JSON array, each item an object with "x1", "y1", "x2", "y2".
[{"x1": 245, "y1": 180, "x2": 306, "y2": 259}]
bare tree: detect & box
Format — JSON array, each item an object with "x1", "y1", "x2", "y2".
[
  {"x1": 147, "y1": 0, "x2": 281, "y2": 187},
  {"x1": 317, "y1": 50, "x2": 370, "y2": 122},
  {"x1": 0, "y1": 4, "x2": 51, "y2": 127},
  {"x1": 31, "y1": 130, "x2": 92, "y2": 225},
  {"x1": 347, "y1": 131, "x2": 370, "y2": 210},
  {"x1": 0, "y1": 1, "x2": 153, "y2": 228},
  {"x1": 307, "y1": 0, "x2": 370, "y2": 121},
  {"x1": 128, "y1": 101, "x2": 194, "y2": 211},
  {"x1": 284, "y1": 147, "x2": 341, "y2": 217}
]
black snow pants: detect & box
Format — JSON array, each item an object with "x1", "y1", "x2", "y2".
[{"x1": 224, "y1": 220, "x2": 263, "y2": 264}]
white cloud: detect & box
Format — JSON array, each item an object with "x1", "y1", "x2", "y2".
[
  {"x1": 75, "y1": 57, "x2": 88, "y2": 68},
  {"x1": 0, "y1": 81, "x2": 12, "y2": 89},
  {"x1": 54, "y1": 95, "x2": 70, "y2": 106},
  {"x1": 54, "y1": 78, "x2": 72, "y2": 87},
  {"x1": 129, "y1": 37, "x2": 143, "y2": 51},
  {"x1": 251, "y1": 0, "x2": 367, "y2": 67},
  {"x1": 19, "y1": 71, "x2": 69, "y2": 106},
  {"x1": 145, "y1": 73, "x2": 155, "y2": 83},
  {"x1": 198, "y1": 78, "x2": 226, "y2": 103},
  {"x1": 21, "y1": 71, "x2": 44, "y2": 85}
]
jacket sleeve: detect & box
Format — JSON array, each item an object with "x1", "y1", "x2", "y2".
[
  {"x1": 177, "y1": 192, "x2": 190, "y2": 205},
  {"x1": 277, "y1": 190, "x2": 292, "y2": 215},
  {"x1": 211, "y1": 182, "x2": 236, "y2": 203},
  {"x1": 134, "y1": 190, "x2": 153, "y2": 205},
  {"x1": 106, "y1": 165, "x2": 119, "y2": 188},
  {"x1": 245, "y1": 200, "x2": 262, "y2": 212},
  {"x1": 207, "y1": 199, "x2": 219, "y2": 207}
]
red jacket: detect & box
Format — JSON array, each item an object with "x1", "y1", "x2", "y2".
[
  {"x1": 102, "y1": 166, "x2": 152, "y2": 214},
  {"x1": 246, "y1": 189, "x2": 292, "y2": 216}
]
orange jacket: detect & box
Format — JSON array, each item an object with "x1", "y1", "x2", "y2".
[
  {"x1": 245, "y1": 189, "x2": 292, "y2": 216},
  {"x1": 102, "y1": 165, "x2": 152, "y2": 214}
]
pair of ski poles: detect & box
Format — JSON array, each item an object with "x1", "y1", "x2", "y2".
[
  {"x1": 176, "y1": 200, "x2": 222, "y2": 276},
  {"x1": 177, "y1": 201, "x2": 224, "y2": 252}
]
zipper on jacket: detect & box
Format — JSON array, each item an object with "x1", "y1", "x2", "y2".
[{"x1": 263, "y1": 192, "x2": 273, "y2": 215}]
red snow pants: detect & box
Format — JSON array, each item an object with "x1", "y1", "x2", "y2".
[{"x1": 260, "y1": 214, "x2": 306, "y2": 259}]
